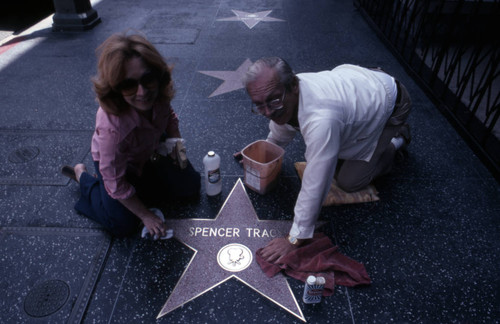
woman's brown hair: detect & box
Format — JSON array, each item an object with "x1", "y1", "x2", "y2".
[{"x1": 92, "y1": 33, "x2": 175, "y2": 115}]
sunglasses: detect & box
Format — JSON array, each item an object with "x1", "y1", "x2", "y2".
[{"x1": 117, "y1": 71, "x2": 160, "y2": 96}]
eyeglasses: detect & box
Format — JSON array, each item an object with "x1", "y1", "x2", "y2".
[
  {"x1": 117, "y1": 71, "x2": 160, "y2": 96},
  {"x1": 251, "y1": 90, "x2": 286, "y2": 115}
]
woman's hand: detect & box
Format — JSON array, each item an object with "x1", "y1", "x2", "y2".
[
  {"x1": 118, "y1": 194, "x2": 166, "y2": 239},
  {"x1": 142, "y1": 210, "x2": 167, "y2": 238}
]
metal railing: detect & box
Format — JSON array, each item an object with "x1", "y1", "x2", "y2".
[{"x1": 354, "y1": 0, "x2": 500, "y2": 181}]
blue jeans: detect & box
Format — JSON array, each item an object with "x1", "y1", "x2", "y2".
[{"x1": 75, "y1": 158, "x2": 201, "y2": 237}]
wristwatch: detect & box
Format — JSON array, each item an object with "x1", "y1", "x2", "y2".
[{"x1": 287, "y1": 235, "x2": 300, "y2": 246}]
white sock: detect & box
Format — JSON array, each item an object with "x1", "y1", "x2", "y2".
[{"x1": 391, "y1": 136, "x2": 405, "y2": 150}]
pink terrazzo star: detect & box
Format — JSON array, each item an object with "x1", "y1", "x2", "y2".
[
  {"x1": 198, "y1": 58, "x2": 253, "y2": 98},
  {"x1": 158, "y1": 179, "x2": 305, "y2": 322},
  {"x1": 217, "y1": 10, "x2": 285, "y2": 29}
]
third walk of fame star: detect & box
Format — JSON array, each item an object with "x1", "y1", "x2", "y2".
[{"x1": 158, "y1": 178, "x2": 306, "y2": 321}]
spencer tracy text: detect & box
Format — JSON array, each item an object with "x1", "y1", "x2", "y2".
[{"x1": 189, "y1": 227, "x2": 279, "y2": 238}]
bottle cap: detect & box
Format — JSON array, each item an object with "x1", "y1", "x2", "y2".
[
  {"x1": 208, "y1": 151, "x2": 215, "y2": 157},
  {"x1": 306, "y1": 275, "x2": 316, "y2": 285},
  {"x1": 316, "y1": 276, "x2": 325, "y2": 285}
]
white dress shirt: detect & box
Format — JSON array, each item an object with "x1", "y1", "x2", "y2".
[{"x1": 266, "y1": 64, "x2": 397, "y2": 239}]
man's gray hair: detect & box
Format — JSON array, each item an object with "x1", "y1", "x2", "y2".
[{"x1": 243, "y1": 57, "x2": 296, "y2": 90}]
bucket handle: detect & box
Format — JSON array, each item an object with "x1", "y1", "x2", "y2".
[{"x1": 244, "y1": 160, "x2": 281, "y2": 179}]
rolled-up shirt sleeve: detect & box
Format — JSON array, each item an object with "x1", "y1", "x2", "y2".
[
  {"x1": 290, "y1": 118, "x2": 341, "y2": 239},
  {"x1": 95, "y1": 126, "x2": 136, "y2": 200}
]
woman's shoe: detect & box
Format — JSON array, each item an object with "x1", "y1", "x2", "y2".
[{"x1": 61, "y1": 165, "x2": 77, "y2": 182}]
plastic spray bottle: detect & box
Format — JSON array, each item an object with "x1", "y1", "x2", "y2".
[{"x1": 203, "y1": 151, "x2": 222, "y2": 196}]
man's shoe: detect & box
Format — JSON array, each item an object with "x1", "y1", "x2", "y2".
[
  {"x1": 397, "y1": 123, "x2": 411, "y2": 148},
  {"x1": 394, "y1": 123, "x2": 411, "y2": 163}
]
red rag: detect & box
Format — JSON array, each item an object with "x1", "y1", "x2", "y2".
[{"x1": 255, "y1": 233, "x2": 371, "y2": 296}]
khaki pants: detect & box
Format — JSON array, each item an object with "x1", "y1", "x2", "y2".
[{"x1": 336, "y1": 80, "x2": 412, "y2": 192}]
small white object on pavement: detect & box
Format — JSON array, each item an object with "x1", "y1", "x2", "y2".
[{"x1": 141, "y1": 208, "x2": 174, "y2": 240}]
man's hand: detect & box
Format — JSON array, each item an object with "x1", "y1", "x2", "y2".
[
  {"x1": 233, "y1": 151, "x2": 243, "y2": 164},
  {"x1": 142, "y1": 211, "x2": 167, "y2": 239},
  {"x1": 260, "y1": 237, "x2": 300, "y2": 263}
]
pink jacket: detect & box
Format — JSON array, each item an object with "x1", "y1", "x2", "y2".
[{"x1": 91, "y1": 103, "x2": 179, "y2": 199}]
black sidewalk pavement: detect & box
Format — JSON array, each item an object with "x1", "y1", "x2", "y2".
[{"x1": 1, "y1": 0, "x2": 499, "y2": 323}]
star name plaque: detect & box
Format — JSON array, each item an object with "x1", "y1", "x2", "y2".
[{"x1": 158, "y1": 179, "x2": 305, "y2": 321}]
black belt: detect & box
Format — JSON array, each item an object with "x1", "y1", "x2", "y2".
[{"x1": 395, "y1": 79, "x2": 402, "y2": 105}]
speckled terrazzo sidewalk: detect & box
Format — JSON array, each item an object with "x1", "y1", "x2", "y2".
[{"x1": 0, "y1": 0, "x2": 499, "y2": 323}]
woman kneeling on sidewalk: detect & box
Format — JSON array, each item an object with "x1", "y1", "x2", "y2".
[{"x1": 62, "y1": 33, "x2": 200, "y2": 238}]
